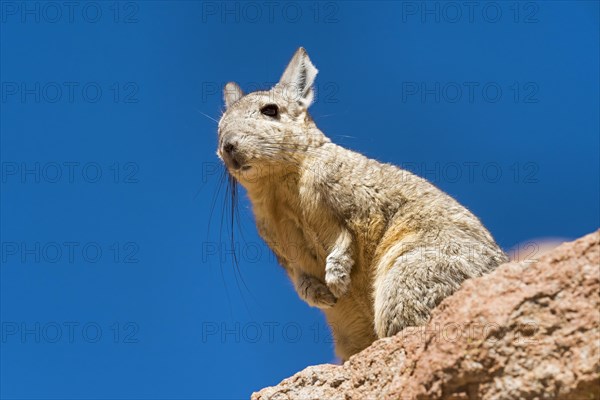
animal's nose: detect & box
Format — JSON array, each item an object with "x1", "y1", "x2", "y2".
[
  {"x1": 223, "y1": 142, "x2": 236, "y2": 155},
  {"x1": 220, "y1": 136, "x2": 244, "y2": 170}
]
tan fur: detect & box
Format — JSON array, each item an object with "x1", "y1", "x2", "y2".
[{"x1": 216, "y1": 48, "x2": 508, "y2": 360}]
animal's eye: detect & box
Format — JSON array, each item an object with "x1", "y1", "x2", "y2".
[{"x1": 260, "y1": 104, "x2": 279, "y2": 117}]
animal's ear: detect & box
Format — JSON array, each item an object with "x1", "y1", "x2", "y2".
[
  {"x1": 223, "y1": 82, "x2": 243, "y2": 108},
  {"x1": 277, "y1": 47, "x2": 318, "y2": 108}
]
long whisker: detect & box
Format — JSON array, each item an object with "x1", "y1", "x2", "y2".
[
  {"x1": 201, "y1": 163, "x2": 234, "y2": 319},
  {"x1": 227, "y1": 173, "x2": 260, "y2": 317},
  {"x1": 206, "y1": 165, "x2": 227, "y2": 238},
  {"x1": 197, "y1": 110, "x2": 220, "y2": 124}
]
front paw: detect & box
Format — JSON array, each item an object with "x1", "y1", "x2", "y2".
[
  {"x1": 325, "y1": 256, "x2": 352, "y2": 298},
  {"x1": 297, "y1": 274, "x2": 337, "y2": 309}
]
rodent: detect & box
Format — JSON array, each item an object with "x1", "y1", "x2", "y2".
[{"x1": 216, "y1": 47, "x2": 508, "y2": 361}]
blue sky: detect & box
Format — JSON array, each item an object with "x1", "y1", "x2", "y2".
[{"x1": 1, "y1": 1, "x2": 598, "y2": 399}]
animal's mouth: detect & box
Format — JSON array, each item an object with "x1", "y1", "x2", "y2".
[
  {"x1": 229, "y1": 158, "x2": 241, "y2": 170},
  {"x1": 223, "y1": 155, "x2": 251, "y2": 173},
  {"x1": 221, "y1": 150, "x2": 245, "y2": 171},
  {"x1": 228, "y1": 159, "x2": 252, "y2": 172},
  {"x1": 217, "y1": 142, "x2": 252, "y2": 173}
]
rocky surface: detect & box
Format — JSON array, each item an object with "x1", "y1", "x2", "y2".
[{"x1": 252, "y1": 230, "x2": 600, "y2": 400}]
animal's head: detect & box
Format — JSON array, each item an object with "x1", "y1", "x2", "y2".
[{"x1": 217, "y1": 47, "x2": 329, "y2": 184}]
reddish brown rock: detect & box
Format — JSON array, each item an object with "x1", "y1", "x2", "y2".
[{"x1": 252, "y1": 230, "x2": 600, "y2": 400}]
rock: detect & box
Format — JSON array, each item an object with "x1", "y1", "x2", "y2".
[{"x1": 252, "y1": 230, "x2": 600, "y2": 400}]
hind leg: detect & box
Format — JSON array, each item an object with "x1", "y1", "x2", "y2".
[
  {"x1": 373, "y1": 248, "x2": 466, "y2": 338},
  {"x1": 374, "y1": 267, "x2": 432, "y2": 338}
]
